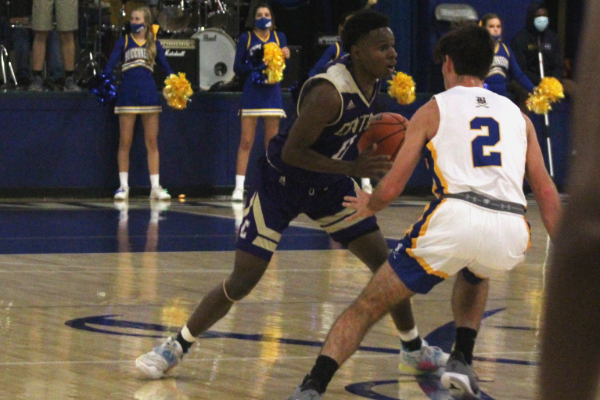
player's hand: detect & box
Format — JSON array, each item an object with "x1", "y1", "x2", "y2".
[
  {"x1": 281, "y1": 46, "x2": 291, "y2": 59},
  {"x1": 350, "y1": 144, "x2": 392, "y2": 180},
  {"x1": 343, "y1": 187, "x2": 375, "y2": 221}
]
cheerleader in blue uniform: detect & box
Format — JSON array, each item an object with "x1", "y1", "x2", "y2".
[
  {"x1": 230, "y1": 3, "x2": 290, "y2": 201},
  {"x1": 481, "y1": 14, "x2": 534, "y2": 98},
  {"x1": 103, "y1": 7, "x2": 174, "y2": 201}
]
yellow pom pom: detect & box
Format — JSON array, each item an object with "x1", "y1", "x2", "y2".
[
  {"x1": 537, "y1": 77, "x2": 564, "y2": 103},
  {"x1": 387, "y1": 72, "x2": 416, "y2": 105},
  {"x1": 526, "y1": 95, "x2": 552, "y2": 114},
  {"x1": 163, "y1": 72, "x2": 193, "y2": 110},
  {"x1": 526, "y1": 77, "x2": 564, "y2": 115},
  {"x1": 263, "y1": 42, "x2": 286, "y2": 84}
]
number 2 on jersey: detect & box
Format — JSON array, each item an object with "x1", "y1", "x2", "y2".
[{"x1": 471, "y1": 117, "x2": 501, "y2": 167}]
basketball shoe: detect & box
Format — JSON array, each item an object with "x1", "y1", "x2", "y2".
[
  {"x1": 440, "y1": 351, "x2": 480, "y2": 399},
  {"x1": 150, "y1": 186, "x2": 171, "y2": 200},
  {"x1": 286, "y1": 375, "x2": 322, "y2": 400},
  {"x1": 399, "y1": 340, "x2": 449, "y2": 374},
  {"x1": 136, "y1": 336, "x2": 183, "y2": 379},
  {"x1": 114, "y1": 187, "x2": 129, "y2": 200}
]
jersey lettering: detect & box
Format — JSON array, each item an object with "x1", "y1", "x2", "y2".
[
  {"x1": 333, "y1": 114, "x2": 371, "y2": 136},
  {"x1": 471, "y1": 117, "x2": 502, "y2": 167}
]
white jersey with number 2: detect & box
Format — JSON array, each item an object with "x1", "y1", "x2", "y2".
[{"x1": 427, "y1": 86, "x2": 527, "y2": 206}]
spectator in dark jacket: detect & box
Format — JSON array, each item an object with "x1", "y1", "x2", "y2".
[{"x1": 511, "y1": 2, "x2": 563, "y2": 85}]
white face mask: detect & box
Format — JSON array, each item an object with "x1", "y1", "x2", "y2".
[{"x1": 534, "y1": 16, "x2": 548, "y2": 32}]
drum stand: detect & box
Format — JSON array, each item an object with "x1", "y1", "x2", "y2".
[
  {"x1": 74, "y1": 0, "x2": 108, "y2": 85},
  {"x1": 0, "y1": 45, "x2": 18, "y2": 89},
  {"x1": 1, "y1": 0, "x2": 17, "y2": 89}
]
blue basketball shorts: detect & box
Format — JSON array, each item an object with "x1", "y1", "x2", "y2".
[
  {"x1": 236, "y1": 157, "x2": 379, "y2": 261},
  {"x1": 388, "y1": 197, "x2": 531, "y2": 294}
]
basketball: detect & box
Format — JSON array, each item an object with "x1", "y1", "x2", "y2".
[{"x1": 358, "y1": 112, "x2": 409, "y2": 161}]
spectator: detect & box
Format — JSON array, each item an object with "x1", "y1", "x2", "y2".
[
  {"x1": 511, "y1": 2, "x2": 563, "y2": 85},
  {"x1": 0, "y1": 0, "x2": 64, "y2": 89},
  {"x1": 30, "y1": 0, "x2": 81, "y2": 92},
  {"x1": 481, "y1": 13, "x2": 534, "y2": 98},
  {"x1": 230, "y1": 3, "x2": 290, "y2": 202}
]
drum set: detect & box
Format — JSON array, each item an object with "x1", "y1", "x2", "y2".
[{"x1": 75, "y1": 0, "x2": 244, "y2": 90}]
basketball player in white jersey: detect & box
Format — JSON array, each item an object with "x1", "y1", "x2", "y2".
[{"x1": 286, "y1": 24, "x2": 561, "y2": 400}]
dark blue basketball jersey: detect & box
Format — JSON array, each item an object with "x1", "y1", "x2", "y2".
[{"x1": 267, "y1": 55, "x2": 382, "y2": 188}]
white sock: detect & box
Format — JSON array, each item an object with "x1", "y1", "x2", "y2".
[
  {"x1": 119, "y1": 172, "x2": 129, "y2": 189},
  {"x1": 150, "y1": 174, "x2": 160, "y2": 188},
  {"x1": 181, "y1": 325, "x2": 196, "y2": 343},
  {"x1": 235, "y1": 175, "x2": 245, "y2": 190},
  {"x1": 399, "y1": 327, "x2": 420, "y2": 342}
]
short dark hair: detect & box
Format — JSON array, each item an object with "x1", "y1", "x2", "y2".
[
  {"x1": 341, "y1": 9, "x2": 390, "y2": 53},
  {"x1": 480, "y1": 13, "x2": 501, "y2": 28},
  {"x1": 433, "y1": 25, "x2": 494, "y2": 80}
]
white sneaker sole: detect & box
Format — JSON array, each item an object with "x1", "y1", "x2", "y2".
[
  {"x1": 135, "y1": 357, "x2": 166, "y2": 380},
  {"x1": 441, "y1": 372, "x2": 480, "y2": 399}
]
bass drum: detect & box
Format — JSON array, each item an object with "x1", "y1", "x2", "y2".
[{"x1": 192, "y1": 28, "x2": 236, "y2": 91}]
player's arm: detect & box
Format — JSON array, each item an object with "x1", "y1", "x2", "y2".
[
  {"x1": 523, "y1": 113, "x2": 562, "y2": 240},
  {"x1": 281, "y1": 80, "x2": 390, "y2": 179},
  {"x1": 344, "y1": 100, "x2": 437, "y2": 219}
]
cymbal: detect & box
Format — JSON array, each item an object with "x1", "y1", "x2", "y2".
[{"x1": 157, "y1": 6, "x2": 191, "y2": 32}]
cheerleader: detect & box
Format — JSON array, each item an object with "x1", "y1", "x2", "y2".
[
  {"x1": 231, "y1": 3, "x2": 290, "y2": 202},
  {"x1": 103, "y1": 7, "x2": 173, "y2": 201},
  {"x1": 482, "y1": 13, "x2": 535, "y2": 98}
]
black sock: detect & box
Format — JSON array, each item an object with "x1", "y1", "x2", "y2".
[
  {"x1": 400, "y1": 336, "x2": 422, "y2": 352},
  {"x1": 176, "y1": 332, "x2": 194, "y2": 353},
  {"x1": 33, "y1": 70, "x2": 43, "y2": 77},
  {"x1": 306, "y1": 355, "x2": 339, "y2": 394},
  {"x1": 65, "y1": 70, "x2": 74, "y2": 77},
  {"x1": 454, "y1": 327, "x2": 478, "y2": 365}
]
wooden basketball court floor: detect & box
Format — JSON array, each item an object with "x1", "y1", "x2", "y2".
[{"x1": 0, "y1": 196, "x2": 552, "y2": 400}]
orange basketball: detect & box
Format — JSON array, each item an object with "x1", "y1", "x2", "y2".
[{"x1": 358, "y1": 112, "x2": 409, "y2": 161}]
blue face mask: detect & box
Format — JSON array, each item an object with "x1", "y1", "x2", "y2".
[
  {"x1": 534, "y1": 16, "x2": 548, "y2": 32},
  {"x1": 254, "y1": 17, "x2": 272, "y2": 30},
  {"x1": 130, "y1": 23, "x2": 145, "y2": 33}
]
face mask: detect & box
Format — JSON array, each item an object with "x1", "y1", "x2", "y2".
[
  {"x1": 534, "y1": 16, "x2": 548, "y2": 32},
  {"x1": 254, "y1": 17, "x2": 272, "y2": 30},
  {"x1": 130, "y1": 23, "x2": 145, "y2": 33},
  {"x1": 492, "y1": 35, "x2": 501, "y2": 41}
]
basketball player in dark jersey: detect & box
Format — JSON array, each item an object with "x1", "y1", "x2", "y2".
[{"x1": 136, "y1": 9, "x2": 448, "y2": 380}]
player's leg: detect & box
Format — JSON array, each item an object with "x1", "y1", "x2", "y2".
[
  {"x1": 135, "y1": 250, "x2": 270, "y2": 379},
  {"x1": 114, "y1": 114, "x2": 136, "y2": 199},
  {"x1": 287, "y1": 262, "x2": 414, "y2": 398},
  {"x1": 313, "y1": 178, "x2": 447, "y2": 373},
  {"x1": 262, "y1": 116, "x2": 280, "y2": 149},
  {"x1": 136, "y1": 158, "x2": 297, "y2": 379},
  {"x1": 232, "y1": 116, "x2": 259, "y2": 201},
  {"x1": 347, "y1": 230, "x2": 415, "y2": 330},
  {"x1": 441, "y1": 269, "x2": 488, "y2": 399}
]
